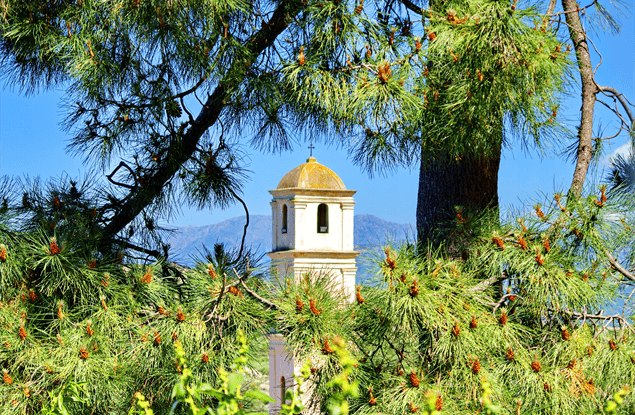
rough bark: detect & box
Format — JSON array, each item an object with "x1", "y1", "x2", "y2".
[
  {"x1": 562, "y1": 0, "x2": 598, "y2": 197},
  {"x1": 416, "y1": 146, "x2": 501, "y2": 244}
]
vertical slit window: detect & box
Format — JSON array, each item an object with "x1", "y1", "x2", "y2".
[
  {"x1": 282, "y1": 204, "x2": 288, "y2": 233},
  {"x1": 280, "y1": 376, "x2": 286, "y2": 405},
  {"x1": 317, "y1": 203, "x2": 329, "y2": 233}
]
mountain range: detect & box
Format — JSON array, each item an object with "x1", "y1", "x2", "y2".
[{"x1": 167, "y1": 214, "x2": 414, "y2": 267}]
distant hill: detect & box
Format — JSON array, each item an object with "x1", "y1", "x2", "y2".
[{"x1": 167, "y1": 214, "x2": 414, "y2": 266}]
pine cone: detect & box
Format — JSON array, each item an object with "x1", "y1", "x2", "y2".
[
  {"x1": 435, "y1": 395, "x2": 443, "y2": 411},
  {"x1": 472, "y1": 358, "x2": 481, "y2": 374},
  {"x1": 609, "y1": 339, "x2": 618, "y2": 350},
  {"x1": 356, "y1": 286, "x2": 365, "y2": 304},
  {"x1": 208, "y1": 265, "x2": 217, "y2": 279},
  {"x1": 409, "y1": 372, "x2": 420, "y2": 387},
  {"x1": 506, "y1": 348, "x2": 515, "y2": 361},
  {"x1": 517, "y1": 237, "x2": 527, "y2": 250},
  {"x1": 0, "y1": 245, "x2": 7, "y2": 261},
  {"x1": 491, "y1": 236, "x2": 504, "y2": 250},
  {"x1": 322, "y1": 337, "x2": 334, "y2": 354},
  {"x1": 469, "y1": 316, "x2": 478, "y2": 329},
  {"x1": 499, "y1": 312, "x2": 507, "y2": 325},
  {"x1": 531, "y1": 359, "x2": 541, "y2": 372},
  {"x1": 201, "y1": 353, "x2": 209, "y2": 363},
  {"x1": 296, "y1": 296, "x2": 304, "y2": 312},
  {"x1": 385, "y1": 248, "x2": 396, "y2": 270},
  {"x1": 561, "y1": 329, "x2": 570, "y2": 341},
  {"x1": 451, "y1": 322, "x2": 460, "y2": 337},
  {"x1": 369, "y1": 391, "x2": 377, "y2": 405},
  {"x1": 86, "y1": 322, "x2": 94, "y2": 336},
  {"x1": 543, "y1": 238, "x2": 551, "y2": 252},
  {"x1": 141, "y1": 267, "x2": 152, "y2": 283},
  {"x1": 154, "y1": 332, "x2": 161, "y2": 346},
  {"x1": 176, "y1": 311, "x2": 185, "y2": 322},
  {"x1": 409, "y1": 279, "x2": 419, "y2": 297},
  {"x1": 3, "y1": 372, "x2": 12, "y2": 385},
  {"x1": 79, "y1": 347, "x2": 89, "y2": 360},
  {"x1": 310, "y1": 299, "x2": 322, "y2": 316},
  {"x1": 544, "y1": 382, "x2": 551, "y2": 392},
  {"x1": 49, "y1": 238, "x2": 61, "y2": 255},
  {"x1": 18, "y1": 326, "x2": 27, "y2": 340},
  {"x1": 228, "y1": 286, "x2": 243, "y2": 298}
]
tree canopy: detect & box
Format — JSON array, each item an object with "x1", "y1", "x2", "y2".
[{"x1": 1, "y1": 0, "x2": 635, "y2": 414}]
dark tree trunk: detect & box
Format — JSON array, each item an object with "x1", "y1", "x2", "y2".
[{"x1": 416, "y1": 145, "x2": 501, "y2": 245}]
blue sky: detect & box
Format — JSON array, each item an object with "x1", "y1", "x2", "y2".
[{"x1": 1, "y1": 4, "x2": 633, "y2": 228}]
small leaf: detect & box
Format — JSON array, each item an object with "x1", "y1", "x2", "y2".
[
  {"x1": 245, "y1": 390, "x2": 275, "y2": 403},
  {"x1": 171, "y1": 382, "x2": 186, "y2": 400},
  {"x1": 227, "y1": 372, "x2": 244, "y2": 393}
]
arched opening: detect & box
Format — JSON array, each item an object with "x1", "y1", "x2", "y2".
[
  {"x1": 281, "y1": 204, "x2": 288, "y2": 233},
  {"x1": 317, "y1": 203, "x2": 329, "y2": 233},
  {"x1": 280, "y1": 375, "x2": 286, "y2": 405}
]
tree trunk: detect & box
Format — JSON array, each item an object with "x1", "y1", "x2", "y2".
[
  {"x1": 562, "y1": 0, "x2": 598, "y2": 197},
  {"x1": 416, "y1": 145, "x2": 501, "y2": 245}
]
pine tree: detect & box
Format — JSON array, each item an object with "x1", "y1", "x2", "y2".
[
  {"x1": 275, "y1": 186, "x2": 635, "y2": 414},
  {"x1": 1, "y1": 1, "x2": 634, "y2": 414}
]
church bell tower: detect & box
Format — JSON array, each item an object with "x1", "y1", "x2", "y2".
[
  {"x1": 266, "y1": 156, "x2": 358, "y2": 415},
  {"x1": 267, "y1": 156, "x2": 358, "y2": 292}
]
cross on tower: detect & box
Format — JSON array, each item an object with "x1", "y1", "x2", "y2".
[{"x1": 308, "y1": 140, "x2": 315, "y2": 157}]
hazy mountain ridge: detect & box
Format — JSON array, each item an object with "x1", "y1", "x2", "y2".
[{"x1": 168, "y1": 214, "x2": 414, "y2": 263}]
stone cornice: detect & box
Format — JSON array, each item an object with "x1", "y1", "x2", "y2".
[
  {"x1": 267, "y1": 250, "x2": 359, "y2": 259},
  {"x1": 270, "y1": 188, "x2": 356, "y2": 198}
]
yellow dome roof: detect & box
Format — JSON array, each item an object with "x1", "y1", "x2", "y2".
[{"x1": 277, "y1": 157, "x2": 346, "y2": 190}]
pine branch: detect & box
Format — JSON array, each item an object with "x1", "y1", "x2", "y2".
[
  {"x1": 234, "y1": 268, "x2": 279, "y2": 310},
  {"x1": 398, "y1": 0, "x2": 425, "y2": 15},
  {"x1": 598, "y1": 86, "x2": 635, "y2": 124},
  {"x1": 604, "y1": 249, "x2": 635, "y2": 283},
  {"x1": 101, "y1": 0, "x2": 307, "y2": 240}
]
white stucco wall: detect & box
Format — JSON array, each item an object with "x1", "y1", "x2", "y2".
[
  {"x1": 267, "y1": 334, "x2": 295, "y2": 415},
  {"x1": 267, "y1": 188, "x2": 357, "y2": 414}
]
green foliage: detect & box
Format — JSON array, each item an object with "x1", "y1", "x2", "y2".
[
  {"x1": 273, "y1": 187, "x2": 635, "y2": 414},
  {"x1": 164, "y1": 329, "x2": 273, "y2": 415},
  {"x1": 41, "y1": 382, "x2": 89, "y2": 415},
  {"x1": 325, "y1": 336, "x2": 359, "y2": 415},
  {"x1": 0, "y1": 1, "x2": 633, "y2": 414},
  {"x1": 0, "y1": 220, "x2": 271, "y2": 414}
]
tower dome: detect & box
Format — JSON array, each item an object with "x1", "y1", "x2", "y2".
[{"x1": 276, "y1": 156, "x2": 346, "y2": 190}]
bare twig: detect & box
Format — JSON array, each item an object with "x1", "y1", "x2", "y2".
[
  {"x1": 205, "y1": 272, "x2": 228, "y2": 322},
  {"x1": 604, "y1": 249, "x2": 635, "y2": 283},
  {"x1": 399, "y1": 0, "x2": 425, "y2": 16},
  {"x1": 106, "y1": 161, "x2": 138, "y2": 189},
  {"x1": 598, "y1": 86, "x2": 635, "y2": 124},
  {"x1": 234, "y1": 268, "x2": 279, "y2": 310},
  {"x1": 124, "y1": 241, "x2": 161, "y2": 259},
  {"x1": 492, "y1": 293, "x2": 524, "y2": 314}
]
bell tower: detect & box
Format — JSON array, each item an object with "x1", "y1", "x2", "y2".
[
  {"x1": 266, "y1": 156, "x2": 358, "y2": 415},
  {"x1": 267, "y1": 156, "x2": 358, "y2": 294}
]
